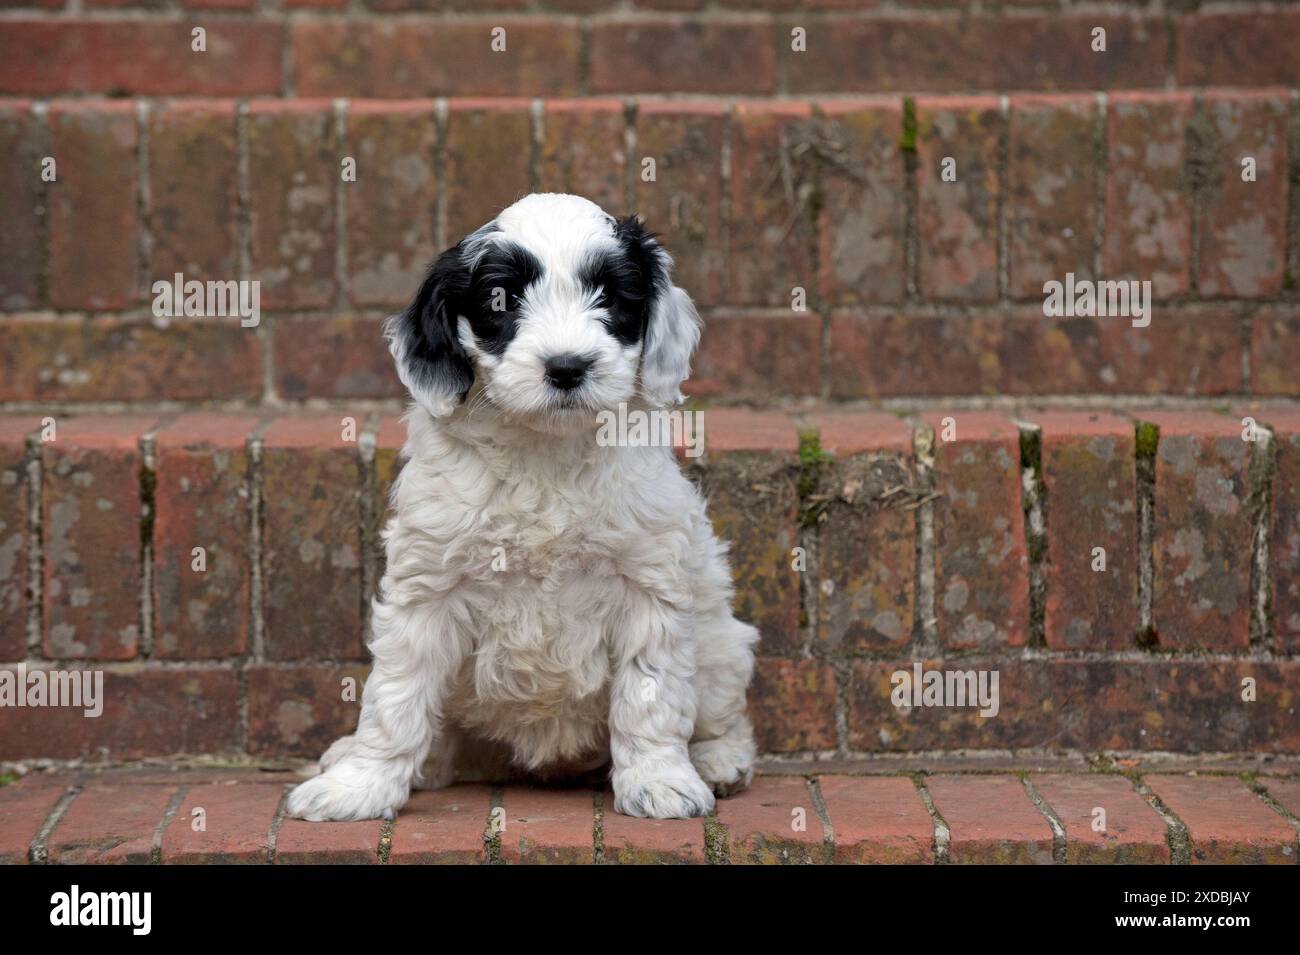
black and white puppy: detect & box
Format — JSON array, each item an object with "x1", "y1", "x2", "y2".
[{"x1": 287, "y1": 193, "x2": 758, "y2": 821}]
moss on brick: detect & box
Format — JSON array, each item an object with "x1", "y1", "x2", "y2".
[{"x1": 899, "y1": 96, "x2": 918, "y2": 153}]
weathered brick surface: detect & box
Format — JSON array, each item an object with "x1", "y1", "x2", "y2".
[
  {"x1": 927, "y1": 413, "x2": 1028, "y2": 649},
  {"x1": 42, "y1": 416, "x2": 156, "y2": 659},
  {"x1": 632, "y1": 101, "x2": 726, "y2": 305},
  {"x1": 247, "y1": 102, "x2": 337, "y2": 310},
  {"x1": 749, "y1": 658, "x2": 837, "y2": 754},
  {"x1": 811, "y1": 412, "x2": 915, "y2": 653},
  {"x1": 246, "y1": 664, "x2": 369, "y2": 758},
  {"x1": 817, "y1": 99, "x2": 905, "y2": 305},
  {"x1": 817, "y1": 775, "x2": 932, "y2": 864},
  {"x1": 1147, "y1": 775, "x2": 1296, "y2": 864},
  {"x1": 1007, "y1": 95, "x2": 1098, "y2": 299},
  {"x1": 276, "y1": 815, "x2": 381, "y2": 864},
  {"x1": 727, "y1": 103, "x2": 816, "y2": 308},
  {"x1": 389, "y1": 785, "x2": 490, "y2": 864},
  {"x1": 1261, "y1": 777, "x2": 1300, "y2": 820},
  {"x1": 0, "y1": 101, "x2": 42, "y2": 309},
  {"x1": 1036, "y1": 412, "x2": 1137, "y2": 650},
  {"x1": 0, "y1": 317, "x2": 263, "y2": 403},
  {"x1": 691, "y1": 313, "x2": 821, "y2": 400},
  {"x1": 161, "y1": 782, "x2": 282, "y2": 864},
  {"x1": 261, "y1": 416, "x2": 365, "y2": 660},
  {"x1": 601, "y1": 801, "x2": 706, "y2": 864},
  {"x1": 0, "y1": 418, "x2": 33, "y2": 661},
  {"x1": 694, "y1": 412, "x2": 799, "y2": 654},
  {"x1": 916, "y1": 96, "x2": 1000, "y2": 302},
  {"x1": 345, "y1": 101, "x2": 438, "y2": 309},
  {"x1": 589, "y1": 16, "x2": 775, "y2": 95},
  {"x1": 540, "y1": 100, "x2": 626, "y2": 215},
  {"x1": 1252, "y1": 311, "x2": 1300, "y2": 398},
  {"x1": 498, "y1": 787, "x2": 594, "y2": 864},
  {"x1": 1033, "y1": 774, "x2": 1169, "y2": 864},
  {"x1": 1270, "y1": 409, "x2": 1300, "y2": 653},
  {"x1": 148, "y1": 102, "x2": 239, "y2": 283},
  {"x1": 444, "y1": 101, "x2": 533, "y2": 242},
  {"x1": 48, "y1": 780, "x2": 173, "y2": 864},
  {"x1": 1195, "y1": 92, "x2": 1288, "y2": 299},
  {"x1": 926, "y1": 775, "x2": 1053, "y2": 864},
  {"x1": 716, "y1": 776, "x2": 823, "y2": 865},
  {"x1": 47, "y1": 102, "x2": 138, "y2": 311},
  {"x1": 1145, "y1": 411, "x2": 1253, "y2": 651},
  {"x1": 0, "y1": 776, "x2": 65, "y2": 864},
  {"x1": 272, "y1": 314, "x2": 400, "y2": 401},
  {"x1": 1177, "y1": 11, "x2": 1300, "y2": 88},
  {"x1": 152, "y1": 414, "x2": 257, "y2": 659},
  {"x1": 1104, "y1": 92, "x2": 1193, "y2": 298}
]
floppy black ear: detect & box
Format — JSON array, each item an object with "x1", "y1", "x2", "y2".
[
  {"x1": 615, "y1": 216, "x2": 700, "y2": 407},
  {"x1": 383, "y1": 244, "x2": 474, "y2": 417}
]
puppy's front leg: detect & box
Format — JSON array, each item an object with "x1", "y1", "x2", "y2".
[
  {"x1": 609, "y1": 596, "x2": 715, "y2": 819},
  {"x1": 286, "y1": 599, "x2": 466, "y2": 822}
]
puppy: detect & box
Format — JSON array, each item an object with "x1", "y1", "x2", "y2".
[{"x1": 286, "y1": 193, "x2": 758, "y2": 821}]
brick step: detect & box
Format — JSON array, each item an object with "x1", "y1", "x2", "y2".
[
  {"x1": 2, "y1": 768, "x2": 1297, "y2": 864},
  {"x1": 2, "y1": 405, "x2": 1299, "y2": 763}
]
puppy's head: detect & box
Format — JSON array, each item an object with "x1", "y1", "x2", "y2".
[{"x1": 386, "y1": 193, "x2": 700, "y2": 431}]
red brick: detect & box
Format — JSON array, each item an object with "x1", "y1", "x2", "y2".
[
  {"x1": 1035, "y1": 412, "x2": 1137, "y2": 650},
  {"x1": 0, "y1": 21, "x2": 282, "y2": 96},
  {"x1": 248, "y1": 102, "x2": 337, "y2": 310},
  {"x1": 1177, "y1": 11, "x2": 1300, "y2": 88},
  {"x1": 1252, "y1": 311, "x2": 1300, "y2": 398},
  {"x1": 246, "y1": 664, "x2": 370, "y2": 758},
  {"x1": 927, "y1": 413, "x2": 1027, "y2": 649},
  {"x1": 1033, "y1": 774, "x2": 1169, "y2": 864},
  {"x1": 261, "y1": 416, "x2": 365, "y2": 660},
  {"x1": 1104, "y1": 92, "x2": 1194, "y2": 299},
  {"x1": 47, "y1": 102, "x2": 138, "y2": 311},
  {"x1": 828, "y1": 310, "x2": 1242, "y2": 399},
  {"x1": 294, "y1": 19, "x2": 580, "y2": 98},
  {"x1": 276, "y1": 815, "x2": 381, "y2": 864},
  {"x1": 716, "y1": 776, "x2": 823, "y2": 864},
  {"x1": 346, "y1": 101, "x2": 438, "y2": 309},
  {"x1": 41, "y1": 415, "x2": 157, "y2": 659},
  {"x1": 0, "y1": 316, "x2": 263, "y2": 403},
  {"x1": 601, "y1": 801, "x2": 705, "y2": 864},
  {"x1": 161, "y1": 782, "x2": 282, "y2": 864},
  {"x1": 590, "y1": 17, "x2": 775, "y2": 94},
  {"x1": 272, "y1": 314, "x2": 400, "y2": 401},
  {"x1": 0, "y1": 776, "x2": 65, "y2": 864},
  {"x1": 781, "y1": 15, "x2": 1166, "y2": 93},
  {"x1": 498, "y1": 787, "x2": 594, "y2": 864},
  {"x1": 444, "y1": 100, "x2": 533, "y2": 242},
  {"x1": 1145, "y1": 411, "x2": 1253, "y2": 650},
  {"x1": 1148, "y1": 775, "x2": 1296, "y2": 864},
  {"x1": 818, "y1": 775, "x2": 932, "y2": 864},
  {"x1": 812, "y1": 413, "x2": 915, "y2": 653},
  {"x1": 152, "y1": 414, "x2": 257, "y2": 659},
  {"x1": 818, "y1": 99, "x2": 905, "y2": 305},
  {"x1": 541, "y1": 100, "x2": 626, "y2": 215},
  {"x1": 148, "y1": 101, "x2": 239, "y2": 283},
  {"x1": 690, "y1": 313, "x2": 821, "y2": 400},
  {"x1": 48, "y1": 780, "x2": 174, "y2": 864},
  {"x1": 0, "y1": 418, "x2": 34, "y2": 661},
  {"x1": 916, "y1": 96, "x2": 999, "y2": 302},
  {"x1": 0, "y1": 665, "x2": 240, "y2": 760},
  {"x1": 1269, "y1": 408, "x2": 1300, "y2": 652},
  {"x1": 390, "y1": 785, "x2": 491, "y2": 864},
  {"x1": 1261, "y1": 777, "x2": 1300, "y2": 820},
  {"x1": 632, "y1": 102, "x2": 726, "y2": 305},
  {"x1": 925, "y1": 776, "x2": 1052, "y2": 864},
  {"x1": 1195, "y1": 92, "x2": 1288, "y2": 298},
  {"x1": 727, "y1": 103, "x2": 816, "y2": 307},
  {"x1": 701, "y1": 408, "x2": 799, "y2": 454},
  {"x1": 749, "y1": 658, "x2": 837, "y2": 754},
  {"x1": 1007, "y1": 95, "x2": 1098, "y2": 299},
  {"x1": 0, "y1": 101, "x2": 42, "y2": 309}
]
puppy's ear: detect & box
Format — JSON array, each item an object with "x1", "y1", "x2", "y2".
[
  {"x1": 615, "y1": 216, "x2": 701, "y2": 407},
  {"x1": 383, "y1": 243, "x2": 474, "y2": 417}
]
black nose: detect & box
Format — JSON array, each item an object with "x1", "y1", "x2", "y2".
[{"x1": 544, "y1": 354, "x2": 593, "y2": 391}]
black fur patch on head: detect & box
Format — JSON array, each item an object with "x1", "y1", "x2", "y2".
[
  {"x1": 395, "y1": 242, "x2": 475, "y2": 405},
  {"x1": 579, "y1": 216, "x2": 667, "y2": 346},
  {"x1": 464, "y1": 242, "x2": 544, "y2": 357}
]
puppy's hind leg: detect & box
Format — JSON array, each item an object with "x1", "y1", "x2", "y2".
[{"x1": 690, "y1": 611, "x2": 758, "y2": 798}]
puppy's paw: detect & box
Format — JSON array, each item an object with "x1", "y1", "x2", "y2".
[
  {"x1": 285, "y1": 758, "x2": 408, "y2": 822},
  {"x1": 318, "y1": 734, "x2": 357, "y2": 772},
  {"x1": 613, "y1": 764, "x2": 716, "y2": 819},
  {"x1": 689, "y1": 737, "x2": 755, "y2": 798}
]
